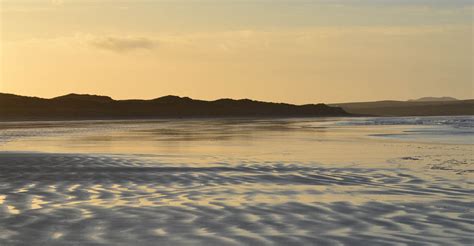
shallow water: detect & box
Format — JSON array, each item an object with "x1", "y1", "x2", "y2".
[{"x1": 0, "y1": 117, "x2": 473, "y2": 245}]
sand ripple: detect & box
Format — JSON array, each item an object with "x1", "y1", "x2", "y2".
[{"x1": 0, "y1": 153, "x2": 473, "y2": 245}]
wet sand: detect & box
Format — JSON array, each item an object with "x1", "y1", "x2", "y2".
[{"x1": 0, "y1": 117, "x2": 473, "y2": 245}]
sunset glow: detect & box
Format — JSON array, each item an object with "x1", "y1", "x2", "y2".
[{"x1": 1, "y1": 0, "x2": 472, "y2": 103}]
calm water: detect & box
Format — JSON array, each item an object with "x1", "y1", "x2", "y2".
[{"x1": 0, "y1": 117, "x2": 473, "y2": 245}]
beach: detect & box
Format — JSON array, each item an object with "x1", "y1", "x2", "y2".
[{"x1": 0, "y1": 117, "x2": 473, "y2": 245}]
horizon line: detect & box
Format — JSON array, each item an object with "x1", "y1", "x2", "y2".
[{"x1": 1, "y1": 91, "x2": 471, "y2": 105}]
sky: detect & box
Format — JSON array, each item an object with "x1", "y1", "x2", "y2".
[{"x1": 1, "y1": 0, "x2": 473, "y2": 104}]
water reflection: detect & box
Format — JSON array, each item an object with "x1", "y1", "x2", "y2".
[{"x1": 0, "y1": 117, "x2": 473, "y2": 245}]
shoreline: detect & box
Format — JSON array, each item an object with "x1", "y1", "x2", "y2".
[
  {"x1": 2, "y1": 114, "x2": 474, "y2": 124},
  {"x1": 0, "y1": 115, "x2": 359, "y2": 123}
]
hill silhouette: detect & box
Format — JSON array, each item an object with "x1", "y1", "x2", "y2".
[
  {"x1": 53, "y1": 93, "x2": 115, "y2": 103},
  {"x1": 0, "y1": 93, "x2": 349, "y2": 121},
  {"x1": 331, "y1": 99, "x2": 474, "y2": 116}
]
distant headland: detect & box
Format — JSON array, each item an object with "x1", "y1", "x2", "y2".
[{"x1": 331, "y1": 97, "x2": 473, "y2": 117}]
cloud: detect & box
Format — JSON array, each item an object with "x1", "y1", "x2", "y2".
[{"x1": 90, "y1": 37, "x2": 158, "y2": 53}]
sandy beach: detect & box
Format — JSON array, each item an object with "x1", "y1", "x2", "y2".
[
  {"x1": 4, "y1": 0, "x2": 473, "y2": 244},
  {"x1": 0, "y1": 117, "x2": 473, "y2": 245}
]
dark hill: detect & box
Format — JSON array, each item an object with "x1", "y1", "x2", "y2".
[
  {"x1": 331, "y1": 99, "x2": 474, "y2": 116},
  {"x1": 0, "y1": 93, "x2": 349, "y2": 121},
  {"x1": 53, "y1": 93, "x2": 114, "y2": 103}
]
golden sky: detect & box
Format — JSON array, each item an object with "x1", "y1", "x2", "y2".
[{"x1": 1, "y1": 0, "x2": 473, "y2": 103}]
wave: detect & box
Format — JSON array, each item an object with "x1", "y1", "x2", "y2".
[{"x1": 336, "y1": 116, "x2": 474, "y2": 128}]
